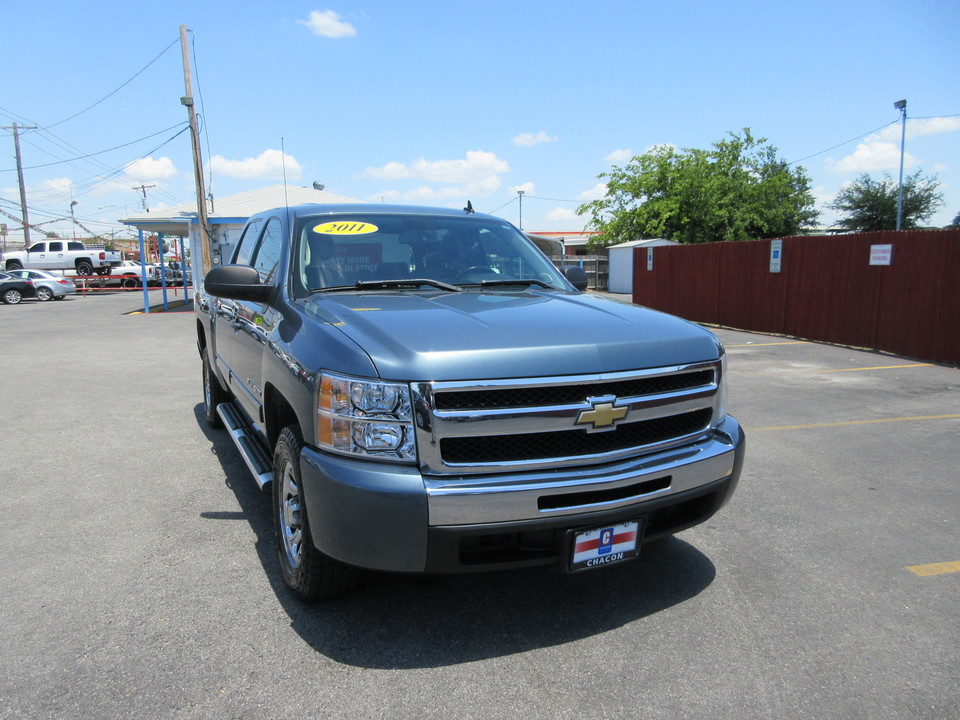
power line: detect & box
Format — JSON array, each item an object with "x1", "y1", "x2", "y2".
[
  {"x1": 43, "y1": 37, "x2": 180, "y2": 130},
  {"x1": 0, "y1": 122, "x2": 188, "y2": 172}
]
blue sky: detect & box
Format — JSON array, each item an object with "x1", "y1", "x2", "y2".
[{"x1": 2, "y1": 0, "x2": 958, "y2": 243}]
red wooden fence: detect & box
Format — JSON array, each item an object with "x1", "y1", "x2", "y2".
[{"x1": 633, "y1": 230, "x2": 960, "y2": 365}]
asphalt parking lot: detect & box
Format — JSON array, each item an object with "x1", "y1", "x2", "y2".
[{"x1": 1, "y1": 291, "x2": 957, "y2": 720}]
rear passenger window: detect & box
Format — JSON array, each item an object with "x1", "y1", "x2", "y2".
[
  {"x1": 251, "y1": 218, "x2": 283, "y2": 284},
  {"x1": 234, "y1": 219, "x2": 263, "y2": 266}
]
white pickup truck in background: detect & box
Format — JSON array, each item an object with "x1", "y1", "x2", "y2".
[{"x1": 2, "y1": 240, "x2": 122, "y2": 276}]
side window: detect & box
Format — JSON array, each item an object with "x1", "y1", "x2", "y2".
[
  {"x1": 233, "y1": 218, "x2": 263, "y2": 266},
  {"x1": 48, "y1": 242, "x2": 63, "y2": 252},
  {"x1": 28, "y1": 243, "x2": 45, "y2": 252},
  {"x1": 67, "y1": 242, "x2": 85, "y2": 251},
  {"x1": 251, "y1": 218, "x2": 283, "y2": 284}
]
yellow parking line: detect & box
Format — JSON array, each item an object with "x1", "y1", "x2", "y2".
[
  {"x1": 905, "y1": 561, "x2": 960, "y2": 577},
  {"x1": 751, "y1": 415, "x2": 960, "y2": 432},
  {"x1": 726, "y1": 341, "x2": 809, "y2": 347},
  {"x1": 819, "y1": 363, "x2": 932, "y2": 373}
]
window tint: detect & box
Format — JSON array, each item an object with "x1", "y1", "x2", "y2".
[
  {"x1": 67, "y1": 242, "x2": 85, "y2": 250},
  {"x1": 251, "y1": 218, "x2": 283, "y2": 284},
  {"x1": 48, "y1": 242, "x2": 63, "y2": 252},
  {"x1": 234, "y1": 218, "x2": 263, "y2": 266}
]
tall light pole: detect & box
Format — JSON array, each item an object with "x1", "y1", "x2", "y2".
[
  {"x1": 517, "y1": 189, "x2": 525, "y2": 230},
  {"x1": 70, "y1": 200, "x2": 78, "y2": 240},
  {"x1": 894, "y1": 99, "x2": 907, "y2": 230}
]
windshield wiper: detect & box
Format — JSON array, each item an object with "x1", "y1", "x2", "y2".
[
  {"x1": 356, "y1": 278, "x2": 462, "y2": 292},
  {"x1": 310, "y1": 279, "x2": 462, "y2": 293},
  {"x1": 459, "y1": 278, "x2": 557, "y2": 289}
]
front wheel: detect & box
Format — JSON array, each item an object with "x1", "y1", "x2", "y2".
[
  {"x1": 75, "y1": 261, "x2": 93, "y2": 276},
  {"x1": 36, "y1": 287, "x2": 54, "y2": 301},
  {"x1": 273, "y1": 427, "x2": 359, "y2": 601}
]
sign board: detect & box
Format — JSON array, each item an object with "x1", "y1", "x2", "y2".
[
  {"x1": 647, "y1": 247, "x2": 654, "y2": 271},
  {"x1": 770, "y1": 239, "x2": 783, "y2": 273},
  {"x1": 869, "y1": 244, "x2": 893, "y2": 266}
]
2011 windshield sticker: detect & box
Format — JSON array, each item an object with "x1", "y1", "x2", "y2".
[{"x1": 314, "y1": 221, "x2": 378, "y2": 235}]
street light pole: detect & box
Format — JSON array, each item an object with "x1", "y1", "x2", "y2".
[
  {"x1": 517, "y1": 189, "x2": 525, "y2": 231},
  {"x1": 894, "y1": 99, "x2": 907, "y2": 230},
  {"x1": 70, "y1": 200, "x2": 78, "y2": 240}
]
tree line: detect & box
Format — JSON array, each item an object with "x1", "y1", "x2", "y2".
[{"x1": 577, "y1": 129, "x2": 953, "y2": 249}]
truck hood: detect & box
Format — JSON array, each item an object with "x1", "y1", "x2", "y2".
[{"x1": 305, "y1": 289, "x2": 721, "y2": 381}]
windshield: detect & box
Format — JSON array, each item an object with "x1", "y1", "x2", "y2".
[{"x1": 292, "y1": 213, "x2": 566, "y2": 296}]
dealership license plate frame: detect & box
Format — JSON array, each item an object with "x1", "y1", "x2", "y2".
[{"x1": 567, "y1": 519, "x2": 644, "y2": 573}]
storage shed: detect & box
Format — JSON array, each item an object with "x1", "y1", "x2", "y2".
[{"x1": 607, "y1": 238, "x2": 677, "y2": 293}]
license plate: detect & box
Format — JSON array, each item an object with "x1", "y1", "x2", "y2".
[{"x1": 569, "y1": 521, "x2": 641, "y2": 572}]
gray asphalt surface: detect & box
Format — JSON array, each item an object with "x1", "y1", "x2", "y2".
[{"x1": 1, "y1": 290, "x2": 957, "y2": 720}]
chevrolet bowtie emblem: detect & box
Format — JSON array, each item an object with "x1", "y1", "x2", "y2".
[{"x1": 576, "y1": 401, "x2": 628, "y2": 430}]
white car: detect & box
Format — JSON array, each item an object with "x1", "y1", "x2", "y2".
[{"x1": 4, "y1": 269, "x2": 76, "y2": 301}]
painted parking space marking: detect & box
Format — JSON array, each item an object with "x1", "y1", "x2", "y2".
[
  {"x1": 733, "y1": 363, "x2": 933, "y2": 376},
  {"x1": 905, "y1": 561, "x2": 960, "y2": 577},
  {"x1": 726, "y1": 341, "x2": 809, "y2": 347},
  {"x1": 750, "y1": 414, "x2": 960, "y2": 432}
]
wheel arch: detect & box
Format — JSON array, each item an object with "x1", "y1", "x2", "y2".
[{"x1": 263, "y1": 384, "x2": 301, "y2": 452}]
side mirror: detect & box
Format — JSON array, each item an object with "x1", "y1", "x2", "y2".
[
  {"x1": 560, "y1": 265, "x2": 589, "y2": 291},
  {"x1": 204, "y1": 264, "x2": 273, "y2": 302}
]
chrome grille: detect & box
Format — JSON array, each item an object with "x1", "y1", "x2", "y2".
[{"x1": 412, "y1": 362, "x2": 723, "y2": 475}]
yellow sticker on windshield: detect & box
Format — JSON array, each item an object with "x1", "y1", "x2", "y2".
[{"x1": 314, "y1": 221, "x2": 378, "y2": 235}]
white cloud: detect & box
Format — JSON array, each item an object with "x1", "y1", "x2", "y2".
[
  {"x1": 828, "y1": 117, "x2": 960, "y2": 174},
  {"x1": 513, "y1": 131, "x2": 558, "y2": 147},
  {"x1": 604, "y1": 149, "x2": 633, "y2": 164},
  {"x1": 511, "y1": 182, "x2": 535, "y2": 195},
  {"x1": 297, "y1": 9, "x2": 356, "y2": 38},
  {"x1": 125, "y1": 156, "x2": 177, "y2": 180},
  {"x1": 210, "y1": 149, "x2": 302, "y2": 180},
  {"x1": 827, "y1": 141, "x2": 917, "y2": 174},
  {"x1": 577, "y1": 183, "x2": 607, "y2": 202},
  {"x1": 875, "y1": 116, "x2": 960, "y2": 142},
  {"x1": 545, "y1": 207, "x2": 580, "y2": 223},
  {"x1": 361, "y1": 150, "x2": 509, "y2": 196}
]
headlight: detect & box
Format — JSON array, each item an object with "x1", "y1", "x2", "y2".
[{"x1": 317, "y1": 372, "x2": 416, "y2": 462}]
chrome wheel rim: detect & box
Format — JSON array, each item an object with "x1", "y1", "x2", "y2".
[{"x1": 279, "y1": 460, "x2": 303, "y2": 569}]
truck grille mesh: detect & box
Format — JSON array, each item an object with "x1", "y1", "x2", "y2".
[
  {"x1": 440, "y1": 408, "x2": 712, "y2": 464},
  {"x1": 434, "y1": 370, "x2": 714, "y2": 410}
]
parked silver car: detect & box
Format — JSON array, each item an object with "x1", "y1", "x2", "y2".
[{"x1": 5, "y1": 269, "x2": 76, "y2": 301}]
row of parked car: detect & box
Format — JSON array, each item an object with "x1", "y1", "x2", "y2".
[{"x1": 0, "y1": 270, "x2": 77, "y2": 304}]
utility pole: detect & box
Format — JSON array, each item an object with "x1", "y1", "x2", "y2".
[
  {"x1": 2, "y1": 122, "x2": 38, "y2": 247},
  {"x1": 517, "y1": 189, "x2": 525, "y2": 231},
  {"x1": 180, "y1": 24, "x2": 212, "y2": 275},
  {"x1": 133, "y1": 183, "x2": 156, "y2": 212}
]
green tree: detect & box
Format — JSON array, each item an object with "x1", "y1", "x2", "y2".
[
  {"x1": 946, "y1": 210, "x2": 960, "y2": 229},
  {"x1": 828, "y1": 170, "x2": 943, "y2": 232},
  {"x1": 577, "y1": 129, "x2": 818, "y2": 248}
]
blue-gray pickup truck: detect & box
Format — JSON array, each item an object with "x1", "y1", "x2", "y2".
[{"x1": 196, "y1": 203, "x2": 745, "y2": 600}]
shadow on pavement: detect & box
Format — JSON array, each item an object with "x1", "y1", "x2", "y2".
[{"x1": 194, "y1": 403, "x2": 717, "y2": 669}]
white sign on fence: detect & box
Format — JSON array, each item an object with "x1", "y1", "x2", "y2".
[
  {"x1": 770, "y1": 239, "x2": 783, "y2": 273},
  {"x1": 870, "y1": 244, "x2": 893, "y2": 266}
]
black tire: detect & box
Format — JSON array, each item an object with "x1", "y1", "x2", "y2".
[
  {"x1": 6, "y1": 261, "x2": 23, "y2": 271},
  {"x1": 122, "y1": 276, "x2": 139, "y2": 289},
  {"x1": 35, "y1": 286, "x2": 54, "y2": 301},
  {"x1": 273, "y1": 427, "x2": 360, "y2": 601},
  {"x1": 76, "y1": 260, "x2": 93, "y2": 276},
  {"x1": 3, "y1": 288, "x2": 23, "y2": 304},
  {"x1": 202, "y1": 352, "x2": 229, "y2": 428}
]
